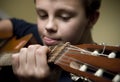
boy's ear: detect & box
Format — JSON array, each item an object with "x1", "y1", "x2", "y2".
[{"x1": 88, "y1": 11, "x2": 100, "y2": 28}]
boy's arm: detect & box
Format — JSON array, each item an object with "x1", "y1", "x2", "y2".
[{"x1": 0, "y1": 19, "x2": 13, "y2": 39}]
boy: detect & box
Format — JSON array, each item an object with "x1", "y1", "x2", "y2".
[{"x1": 0, "y1": 0, "x2": 101, "y2": 82}]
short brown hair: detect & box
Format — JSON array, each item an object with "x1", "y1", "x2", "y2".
[{"x1": 82, "y1": 0, "x2": 101, "y2": 17}]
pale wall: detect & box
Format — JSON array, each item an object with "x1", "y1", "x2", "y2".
[
  {"x1": 92, "y1": 0, "x2": 120, "y2": 46},
  {"x1": 0, "y1": 0, "x2": 36, "y2": 22},
  {"x1": 0, "y1": 0, "x2": 120, "y2": 45}
]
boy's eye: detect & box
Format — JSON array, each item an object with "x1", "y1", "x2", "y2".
[
  {"x1": 37, "y1": 10, "x2": 48, "y2": 19},
  {"x1": 57, "y1": 10, "x2": 76, "y2": 21},
  {"x1": 39, "y1": 13, "x2": 48, "y2": 19},
  {"x1": 60, "y1": 14, "x2": 71, "y2": 21}
]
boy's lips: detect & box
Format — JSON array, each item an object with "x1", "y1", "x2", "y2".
[{"x1": 43, "y1": 37, "x2": 60, "y2": 46}]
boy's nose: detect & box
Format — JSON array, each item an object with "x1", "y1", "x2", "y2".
[{"x1": 45, "y1": 18, "x2": 57, "y2": 33}]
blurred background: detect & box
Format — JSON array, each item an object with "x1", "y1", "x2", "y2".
[{"x1": 0, "y1": 0, "x2": 120, "y2": 46}]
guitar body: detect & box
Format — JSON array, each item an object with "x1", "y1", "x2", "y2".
[
  {"x1": 0, "y1": 33, "x2": 33, "y2": 53},
  {"x1": 0, "y1": 34, "x2": 32, "y2": 66}
]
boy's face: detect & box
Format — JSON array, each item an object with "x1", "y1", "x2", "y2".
[{"x1": 35, "y1": 0, "x2": 89, "y2": 46}]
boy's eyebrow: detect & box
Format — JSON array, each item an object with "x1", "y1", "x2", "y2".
[
  {"x1": 35, "y1": 8, "x2": 46, "y2": 13},
  {"x1": 56, "y1": 9, "x2": 76, "y2": 13},
  {"x1": 55, "y1": 9, "x2": 77, "y2": 16},
  {"x1": 35, "y1": 7, "x2": 77, "y2": 15}
]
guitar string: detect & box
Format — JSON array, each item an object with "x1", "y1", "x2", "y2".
[{"x1": 66, "y1": 46, "x2": 108, "y2": 57}]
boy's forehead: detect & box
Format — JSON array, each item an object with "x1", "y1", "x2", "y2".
[
  {"x1": 36, "y1": 0, "x2": 81, "y2": 4},
  {"x1": 36, "y1": 0, "x2": 82, "y2": 8}
]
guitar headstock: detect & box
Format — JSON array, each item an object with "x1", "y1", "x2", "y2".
[
  {"x1": 49, "y1": 43, "x2": 120, "y2": 82},
  {"x1": 71, "y1": 43, "x2": 120, "y2": 82}
]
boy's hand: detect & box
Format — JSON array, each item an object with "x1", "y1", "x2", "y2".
[{"x1": 11, "y1": 45, "x2": 60, "y2": 82}]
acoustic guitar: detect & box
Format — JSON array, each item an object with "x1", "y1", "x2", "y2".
[{"x1": 0, "y1": 33, "x2": 120, "y2": 82}]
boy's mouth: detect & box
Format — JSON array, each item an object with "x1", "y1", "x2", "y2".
[{"x1": 43, "y1": 36, "x2": 61, "y2": 46}]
